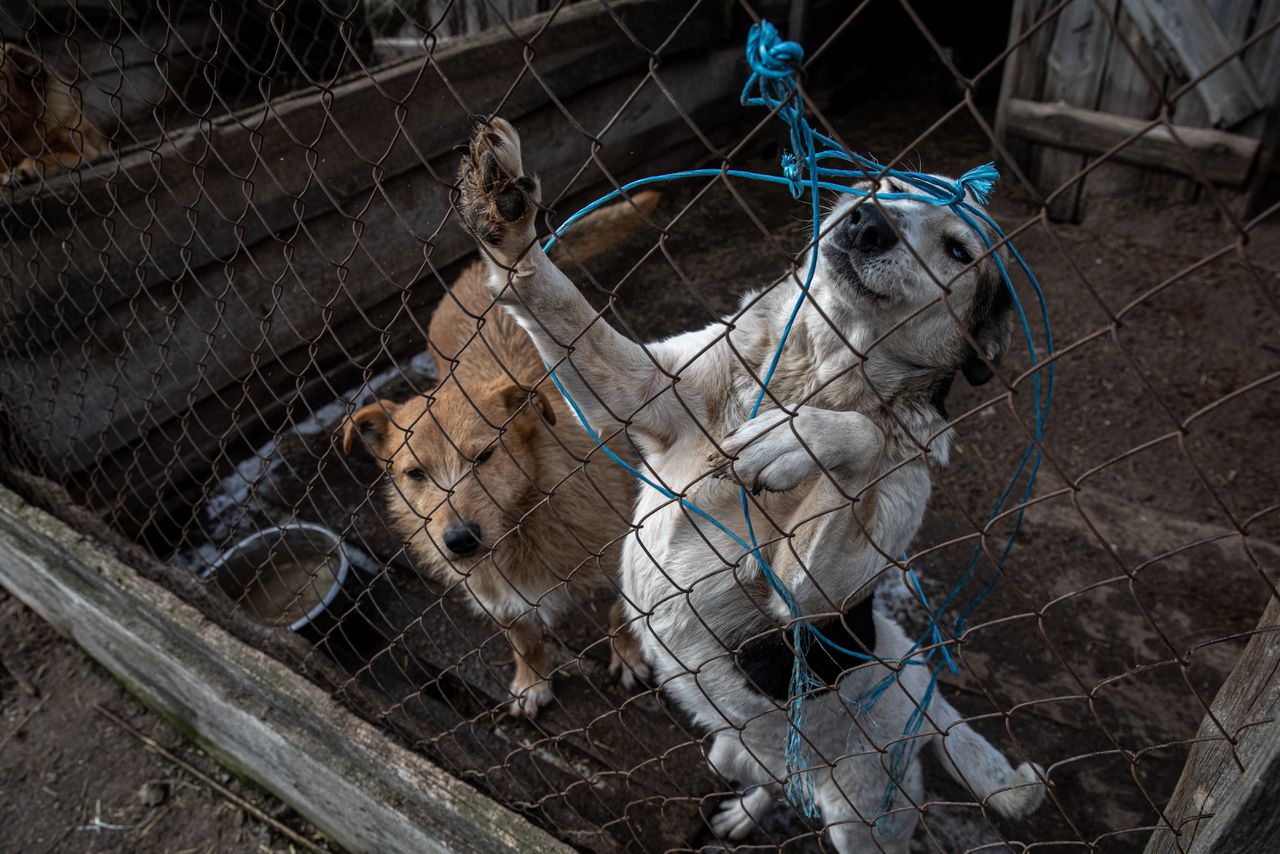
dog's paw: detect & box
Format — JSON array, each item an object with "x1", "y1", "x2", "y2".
[
  {"x1": 609, "y1": 652, "x2": 651, "y2": 691},
  {"x1": 456, "y1": 117, "x2": 539, "y2": 263},
  {"x1": 708, "y1": 408, "x2": 819, "y2": 494},
  {"x1": 988, "y1": 762, "x2": 1046, "y2": 818},
  {"x1": 709, "y1": 406, "x2": 882, "y2": 494},
  {"x1": 506, "y1": 678, "x2": 554, "y2": 719},
  {"x1": 710, "y1": 790, "x2": 771, "y2": 841}
]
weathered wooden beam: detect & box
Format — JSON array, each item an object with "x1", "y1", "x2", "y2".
[
  {"x1": 0, "y1": 0, "x2": 742, "y2": 480},
  {"x1": 0, "y1": 482, "x2": 572, "y2": 854},
  {"x1": 1005, "y1": 98, "x2": 1260, "y2": 186},
  {"x1": 1, "y1": 0, "x2": 725, "y2": 331},
  {"x1": 1118, "y1": 0, "x2": 1266, "y2": 129},
  {"x1": 1145, "y1": 594, "x2": 1280, "y2": 854}
]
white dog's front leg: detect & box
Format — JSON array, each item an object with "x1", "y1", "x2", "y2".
[
  {"x1": 708, "y1": 407, "x2": 886, "y2": 619},
  {"x1": 456, "y1": 118, "x2": 687, "y2": 445},
  {"x1": 710, "y1": 406, "x2": 883, "y2": 495}
]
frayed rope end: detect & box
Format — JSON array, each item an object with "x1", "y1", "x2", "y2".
[{"x1": 959, "y1": 162, "x2": 999, "y2": 206}]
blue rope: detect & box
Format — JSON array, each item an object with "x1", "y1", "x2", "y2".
[{"x1": 537, "y1": 20, "x2": 1054, "y2": 821}]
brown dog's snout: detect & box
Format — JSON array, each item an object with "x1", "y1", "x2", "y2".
[
  {"x1": 844, "y1": 204, "x2": 898, "y2": 255},
  {"x1": 443, "y1": 519, "x2": 483, "y2": 556}
]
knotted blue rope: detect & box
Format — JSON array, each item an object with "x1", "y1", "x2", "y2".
[{"x1": 541, "y1": 19, "x2": 1053, "y2": 823}]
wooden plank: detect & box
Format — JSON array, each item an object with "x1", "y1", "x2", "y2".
[
  {"x1": 0, "y1": 5, "x2": 740, "y2": 474},
  {"x1": 1243, "y1": 0, "x2": 1280, "y2": 108},
  {"x1": 1005, "y1": 97, "x2": 1259, "y2": 185},
  {"x1": 1118, "y1": 0, "x2": 1266, "y2": 129},
  {"x1": 1169, "y1": 0, "x2": 1258, "y2": 131},
  {"x1": 2, "y1": 459, "x2": 719, "y2": 852},
  {"x1": 0, "y1": 482, "x2": 572, "y2": 854},
  {"x1": 1190, "y1": 717, "x2": 1280, "y2": 853},
  {"x1": 1034, "y1": 0, "x2": 1115, "y2": 221},
  {"x1": 1145, "y1": 594, "x2": 1280, "y2": 854},
  {"x1": 0, "y1": 0, "x2": 722, "y2": 326},
  {"x1": 994, "y1": 0, "x2": 1035, "y2": 166},
  {"x1": 1078, "y1": 3, "x2": 1187, "y2": 209}
]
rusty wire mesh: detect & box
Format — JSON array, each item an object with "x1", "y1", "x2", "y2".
[{"x1": 1, "y1": 0, "x2": 1279, "y2": 851}]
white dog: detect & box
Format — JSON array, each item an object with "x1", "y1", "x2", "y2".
[{"x1": 456, "y1": 118, "x2": 1045, "y2": 852}]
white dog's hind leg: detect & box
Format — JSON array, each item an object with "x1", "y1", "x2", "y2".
[
  {"x1": 818, "y1": 753, "x2": 920, "y2": 854},
  {"x1": 926, "y1": 693, "x2": 1046, "y2": 818},
  {"x1": 710, "y1": 785, "x2": 777, "y2": 841},
  {"x1": 706, "y1": 733, "x2": 778, "y2": 841}
]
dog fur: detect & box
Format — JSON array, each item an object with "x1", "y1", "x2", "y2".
[
  {"x1": 455, "y1": 118, "x2": 1046, "y2": 849},
  {"x1": 0, "y1": 44, "x2": 103, "y2": 185},
  {"x1": 343, "y1": 193, "x2": 657, "y2": 718}
]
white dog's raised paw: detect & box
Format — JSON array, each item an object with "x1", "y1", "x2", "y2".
[
  {"x1": 456, "y1": 117, "x2": 540, "y2": 262},
  {"x1": 710, "y1": 788, "x2": 773, "y2": 841},
  {"x1": 987, "y1": 762, "x2": 1046, "y2": 818},
  {"x1": 709, "y1": 408, "x2": 818, "y2": 495},
  {"x1": 506, "y1": 679, "x2": 554, "y2": 719},
  {"x1": 709, "y1": 406, "x2": 882, "y2": 495}
]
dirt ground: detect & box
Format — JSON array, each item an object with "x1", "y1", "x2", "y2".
[
  {"x1": 5, "y1": 57, "x2": 1279, "y2": 854},
  {"x1": 0, "y1": 588, "x2": 331, "y2": 854}
]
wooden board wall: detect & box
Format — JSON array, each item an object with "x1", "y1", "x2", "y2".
[
  {"x1": 999, "y1": 0, "x2": 1280, "y2": 222},
  {"x1": 0, "y1": 0, "x2": 745, "y2": 541}
]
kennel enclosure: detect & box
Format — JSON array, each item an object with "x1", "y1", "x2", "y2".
[{"x1": 2, "y1": 1, "x2": 1280, "y2": 852}]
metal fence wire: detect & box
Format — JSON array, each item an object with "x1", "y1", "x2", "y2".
[{"x1": 2, "y1": 0, "x2": 1279, "y2": 851}]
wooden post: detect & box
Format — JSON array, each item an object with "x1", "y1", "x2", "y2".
[
  {"x1": 0, "y1": 483, "x2": 571, "y2": 854},
  {"x1": 1034, "y1": 0, "x2": 1114, "y2": 222},
  {"x1": 1145, "y1": 594, "x2": 1280, "y2": 854}
]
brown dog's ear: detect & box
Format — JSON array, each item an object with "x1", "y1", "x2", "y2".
[
  {"x1": 532, "y1": 385, "x2": 557, "y2": 425},
  {"x1": 3, "y1": 45, "x2": 47, "y2": 82},
  {"x1": 497, "y1": 382, "x2": 557, "y2": 426},
  {"x1": 342, "y1": 400, "x2": 399, "y2": 457}
]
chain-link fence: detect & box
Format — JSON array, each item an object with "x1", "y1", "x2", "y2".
[{"x1": 2, "y1": 0, "x2": 1278, "y2": 851}]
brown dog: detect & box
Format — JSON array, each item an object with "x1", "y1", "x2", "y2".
[
  {"x1": 1, "y1": 43, "x2": 104, "y2": 185},
  {"x1": 343, "y1": 191, "x2": 657, "y2": 717}
]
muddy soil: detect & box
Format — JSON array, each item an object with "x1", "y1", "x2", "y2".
[{"x1": 0, "y1": 588, "x2": 331, "y2": 854}]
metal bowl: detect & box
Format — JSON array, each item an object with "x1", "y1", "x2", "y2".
[{"x1": 203, "y1": 523, "x2": 351, "y2": 632}]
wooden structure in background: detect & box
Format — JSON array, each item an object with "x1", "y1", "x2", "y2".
[
  {"x1": 996, "y1": 0, "x2": 1280, "y2": 222},
  {"x1": 0, "y1": 0, "x2": 745, "y2": 545}
]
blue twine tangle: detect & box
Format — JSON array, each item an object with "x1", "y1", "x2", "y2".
[{"x1": 538, "y1": 19, "x2": 1054, "y2": 823}]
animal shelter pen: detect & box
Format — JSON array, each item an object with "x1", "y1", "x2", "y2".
[{"x1": 1, "y1": 0, "x2": 1279, "y2": 850}]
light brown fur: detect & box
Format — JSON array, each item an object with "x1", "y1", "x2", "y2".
[
  {"x1": 1, "y1": 44, "x2": 104, "y2": 185},
  {"x1": 344, "y1": 195, "x2": 656, "y2": 717}
]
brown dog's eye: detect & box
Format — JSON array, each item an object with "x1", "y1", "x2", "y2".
[
  {"x1": 402, "y1": 468, "x2": 426, "y2": 482},
  {"x1": 474, "y1": 447, "x2": 494, "y2": 464}
]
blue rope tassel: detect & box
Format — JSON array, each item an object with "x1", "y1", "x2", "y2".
[{"x1": 540, "y1": 19, "x2": 1054, "y2": 823}]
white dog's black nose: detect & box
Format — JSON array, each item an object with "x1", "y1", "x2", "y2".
[
  {"x1": 845, "y1": 204, "x2": 898, "y2": 254},
  {"x1": 443, "y1": 520, "x2": 483, "y2": 556}
]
